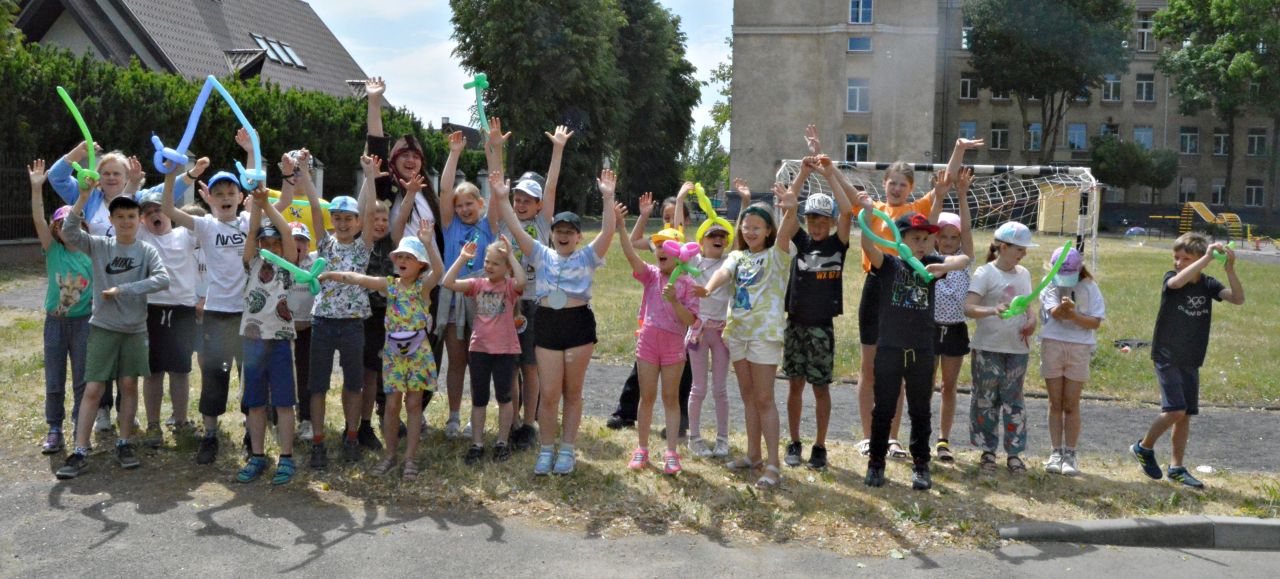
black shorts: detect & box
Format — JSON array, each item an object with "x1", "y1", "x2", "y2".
[
  {"x1": 857, "y1": 271, "x2": 879, "y2": 346},
  {"x1": 533, "y1": 305, "x2": 597, "y2": 351},
  {"x1": 1155, "y1": 360, "x2": 1200, "y2": 416},
  {"x1": 363, "y1": 307, "x2": 386, "y2": 372},
  {"x1": 517, "y1": 300, "x2": 538, "y2": 365},
  {"x1": 933, "y1": 322, "x2": 970, "y2": 358},
  {"x1": 147, "y1": 304, "x2": 196, "y2": 374}
]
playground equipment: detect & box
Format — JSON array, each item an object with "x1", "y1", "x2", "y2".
[{"x1": 1179, "y1": 202, "x2": 1246, "y2": 241}]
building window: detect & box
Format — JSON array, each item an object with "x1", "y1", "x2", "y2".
[
  {"x1": 1136, "y1": 12, "x2": 1155, "y2": 52},
  {"x1": 280, "y1": 43, "x2": 306, "y2": 68},
  {"x1": 1136, "y1": 74, "x2": 1155, "y2": 102},
  {"x1": 1104, "y1": 186, "x2": 1123, "y2": 204},
  {"x1": 1179, "y1": 127, "x2": 1200, "y2": 155},
  {"x1": 990, "y1": 123, "x2": 1009, "y2": 150},
  {"x1": 1074, "y1": 89, "x2": 1090, "y2": 104},
  {"x1": 1066, "y1": 123, "x2": 1087, "y2": 151},
  {"x1": 1247, "y1": 128, "x2": 1268, "y2": 156},
  {"x1": 845, "y1": 134, "x2": 869, "y2": 162},
  {"x1": 1102, "y1": 74, "x2": 1121, "y2": 102},
  {"x1": 1178, "y1": 177, "x2": 1197, "y2": 203},
  {"x1": 251, "y1": 34, "x2": 280, "y2": 62},
  {"x1": 850, "y1": 0, "x2": 873, "y2": 24},
  {"x1": 960, "y1": 73, "x2": 979, "y2": 100},
  {"x1": 1246, "y1": 180, "x2": 1265, "y2": 207},
  {"x1": 1100, "y1": 123, "x2": 1119, "y2": 137},
  {"x1": 847, "y1": 37, "x2": 872, "y2": 52},
  {"x1": 1213, "y1": 130, "x2": 1229, "y2": 156},
  {"x1": 251, "y1": 33, "x2": 305, "y2": 67},
  {"x1": 1211, "y1": 178, "x2": 1226, "y2": 205},
  {"x1": 961, "y1": 15, "x2": 973, "y2": 50},
  {"x1": 846, "y1": 78, "x2": 870, "y2": 113},
  {"x1": 959, "y1": 121, "x2": 978, "y2": 140},
  {"x1": 1134, "y1": 126, "x2": 1153, "y2": 150},
  {"x1": 1026, "y1": 123, "x2": 1042, "y2": 151},
  {"x1": 990, "y1": 89, "x2": 1010, "y2": 101}
]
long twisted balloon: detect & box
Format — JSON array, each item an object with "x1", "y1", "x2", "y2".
[{"x1": 152, "y1": 75, "x2": 265, "y2": 189}]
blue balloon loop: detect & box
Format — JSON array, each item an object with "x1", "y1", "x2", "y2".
[{"x1": 151, "y1": 75, "x2": 264, "y2": 189}]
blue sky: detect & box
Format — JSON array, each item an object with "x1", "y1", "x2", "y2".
[{"x1": 306, "y1": 0, "x2": 731, "y2": 133}]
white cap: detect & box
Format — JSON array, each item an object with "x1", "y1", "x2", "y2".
[{"x1": 994, "y1": 221, "x2": 1038, "y2": 248}]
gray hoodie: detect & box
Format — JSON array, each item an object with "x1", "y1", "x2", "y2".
[{"x1": 63, "y1": 209, "x2": 170, "y2": 333}]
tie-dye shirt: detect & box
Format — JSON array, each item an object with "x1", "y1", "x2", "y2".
[
  {"x1": 530, "y1": 243, "x2": 604, "y2": 302},
  {"x1": 720, "y1": 245, "x2": 792, "y2": 343}
]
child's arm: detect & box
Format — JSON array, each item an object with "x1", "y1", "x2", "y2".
[
  {"x1": 615, "y1": 202, "x2": 648, "y2": 276},
  {"x1": 928, "y1": 137, "x2": 984, "y2": 206},
  {"x1": 542, "y1": 125, "x2": 572, "y2": 221},
  {"x1": 274, "y1": 152, "x2": 298, "y2": 213},
  {"x1": 243, "y1": 188, "x2": 264, "y2": 264},
  {"x1": 1219, "y1": 244, "x2": 1246, "y2": 305},
  {"x1": 439, "y1": 131, "x2": 466, "y2": 229},
  {"x1": 419, "y1": 220, "x2": 445, "y2": 299},
  {"x1": 113, "y1": 242, "x2": 170, "y2": 298},
  {"x1": 665, "y1": 283, "x2": 697, "y2": 327},
  {"x1": 262, "y1": 186, "x2": 296, "y2": 263},
  {"x1": 62, "y1": 181, "x2": 94, "y2": 254},
  {"x1": 964, "y1": 291, "x2": 1006, "y2": 319},
  {"x1": 123, "y1": 156, "x2": 146, "y2": 196},
  {"x1": 672, "y1": 182, "x2": 693, "y2": 230},
  {"x1": 317, "y1": 271, "x2": 388, "y2": 292},
  {"x1": 235, "y1": 128, "x2": 256, "y2": 182},
  {"x1": 501, "y1": 235, "x2": 525, "y2": 295},
  {"x1": 441, "y1": 241, "x2": 477, "y2": 293},
  {"x1": 391, "y1": 173, "x2": 426, "y2": 244},
  {"x1": 358, "y1": 154, "x2": 382, "y2": 248},
  {"x1": 483, "y1": 117, "x2": 511, "y2": 175},
  {"x1": 927, "y1": 169, "x2": 950, "y2": 224},
  {"x1": 818, "y1": 156, "x2": 854, "y2": 245},
  {"x1": 694, "y1": 260, "x2": 733, "y2": 297},
  {"x1": 365, "y1": 77, "x2": 385, "y2": 138},
  {"x1": 926, "y1": 254, "x2": 972, "y2": 277},
  {"x1": 297, "y1": 155, "x2": 326, "y2": 243},
  {"x1": 28, "y1": 160, "x2": 53, "y2": 250},
  {"x1": 590, "y1": 169, "x2": 619, "y2": 259},
  {"x1": 1166, "y1": 251, "x2": 1215, "y2": 289},
  {"x1": 956, "y1": 167, "x2": 975, "y2": 259},
  {"x1": 774, "y1": 171, "x2": 802, "y2": 254},
  {"x1": 162, "y1": 164, "x2": 197, "y2": 231},
  {"x1": 629, "y1": 191, "x2": 654, "y2": 250},
  {"x1": 732, "y1": 178, "x2": 752, "y2": 223},
  {"x1": 854, "y1": 188, "x2": 884, "y2": 269},
  {"x1": 489, "y1": 171, "x2": 536, "y2": 257}
]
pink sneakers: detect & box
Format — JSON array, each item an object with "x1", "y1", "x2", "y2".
[
  {"x1": 662, "y1": 451, "x2": 682, "y2": 475},
  {"x1": 628, "y1": 447, "x2": 649, "y2": 470}
]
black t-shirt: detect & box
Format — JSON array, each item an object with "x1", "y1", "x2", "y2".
[
  {"x1": 365, "y1": 234, "x2": 396, "y2": 310},
  {"x1": 1151, "y1": 271, "x2": 1225, "y2": 367},
  {"x1": 784, "y1": 229, "x2": 849, "y2": 325},
  {"x1": 875, "y1": 253, "x2": 944, "y2": 350}
]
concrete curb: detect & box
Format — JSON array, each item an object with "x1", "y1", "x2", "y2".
[{"x1": 999, "y1": 516, "x2": 1280, "y2": 550}]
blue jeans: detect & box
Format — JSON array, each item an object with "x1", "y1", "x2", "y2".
[
  {"x1": 243, "y1": 338, "x2": 296, "y2": 409},
  {"x1": 44, "y1": 314, "x2": 90, "y2": 428},
  {"x1": 309, "y1": 318, "x2": 365, "y2": 394}
]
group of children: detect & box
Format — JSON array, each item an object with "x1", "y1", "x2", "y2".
[{"x1": 31, "y1": 88, "x2": 1245, "y2": 491}]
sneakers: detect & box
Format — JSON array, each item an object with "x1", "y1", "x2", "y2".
[
  {"x1": 534, "y1": 447, "x2": 554, "y2": 476},
  {"x1": 492, "y1": 441, "x2": 512, "y2": 462},
  {"x1": 116, "y1": 442, "x2": 140, "y2": 469},
  {"x1": 196, "y1": 436, "x2": 219, "y2": 465},
  {"x1": 628, "y1": 447, "x2": 650, "y2": 470},
  {"x1": 310, "y1": 441, "x2": 328, "y2": 470},
  {"x1": 688, "y1": 437, "x2": 713, "y2": 458},
  {"x1": 605, "y1": 415, "x2": 635, "y2": 430},
  {"x1": 1131, "y1": 441, "x2": 1163, "y2": 480},
  {"x1": 94, "y1": 408, "x2": 112, "y2": 432},
  {"x1": 357, "y1": 423, "x2": 383, "y2": 451},
  {"x1": 784, "y1": 440, "x2": 803, "y2": 467},
  {"x1": 444, "y1": 419, "x2": 462, "y2": 439},
  {"x1": 553, "y1": 448, "x2": 576, "y2": 475},
  {"x1": 807, "y1": 445, "x2": 828, "y2": 470},
  {"x1": 711, "y1": 437, "x2": 730, "y2": 458},
  {"x1": 856, "y1": 438, "x2": 871, "y2": 456},
  {"x1": 272, "y1": 457, "x2": 296, "y2": 485},
  {"x1": 462, "y1": 422, "x2": 473, "y2": 438},
  {"x1": 512, "y1": 424, "x2": 537, "y2": 450},
  {"x1": 237, "y1": 456, "x2": 268, "y2": 483},
  {"x1": 1168, "y1": 466, "x2": 1205, "y2": 489},
  {"x1": 1044, "y1": 449, "x2": 1064, "y2": 474},
  {"x1": 864, "y1": 465, "x2": 886, "y2": 487},
  {"x1": 297, "y1": 420, "x2": 314, "y2": 441},
  {"x1": 342, "y1": 437, "x2": 362, "y2": 463},
  {"x1": 56, "y1": 452, "x2": 88, "y2": 479},
  {"x1": 41, "y1": 430, "x2": 65, "y2": 455},
  {"x1": 144, "y1": 424, "x2": 164, "y2": 449},
  {"x1": 465, "y1": 444, "x2": 485, "y2": 465},
  {"x1": 662, "y1": 451, "x2": 682, "y2": 475},
  {"x1": 1060, "y1": 450, "x2": 1080, "y2": 477},
  {"x1": 911, "y1": 466, "x2": 932, "y2": 491}
]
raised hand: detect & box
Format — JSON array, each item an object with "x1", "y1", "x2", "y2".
[
  {"x1": 399, "y1": 173, "x2": 426, "y2": 196},
  {"x1": 613, "y1": 201, "x2": 628, "y2": 227},
  {"x1": 28, "y1": 159, "x2": 47, "y2": 186},
  {"x1": 597, "y1": 169, "x2": 617, "y2": 198},
  {"x1": 934, "y1": 168, "x2": 953, "y2": 192},
  {"x1": 486, "y1": 118, "x2": 510, "y2": 149},
  {"x1": 638, "y1": 191, "x2": 654, "y2": 216},
  {"x1": 365, "y1": 76, "x2": 386, "y2": 98},
  {"x1": 361, "y1": 154, "x2": 388, "y2": 178},
  {"x1": 488, "y1": 170, "x2": 510, "y2": 200},
  {"x1": 773, "y1": 182, "x2": 797, "y2": 211},
  {"x1": 546, "y1": 125, "x2": 573, "y2": 147},
  {"x1": 955, "y1": 166, "x2": 975, "y2": 195},
  {"x1": 235, "y1": 128, "x2": 253, "y2": 153},
  {"x1": 804, "y1": 124, "x2": 822, "y2": 155},
  {"x1": 196, "y1": 179, "x2": 212, "y2": 201},
  {"x1": 956, "y1": 137, "x2": 985, "y2": 150},
  {"x1": 416, "y1": 217, "x2": 435, "y2": 246},
  {"x1": 678, "y1": 182, "x2": 694, "y2": 197},
  {"x1": 449, "y1": 130, "x2": 467, "y2": 153},
  {"x1": 280, "y1": 152, "x2": 297, "y2": 177},
  {"x1": 855, "y1": 189, "x2": 874, "y2": 210},
  {"x1": 127, "y1": 156, "x2": 146, "y2": 185},
  {"x1": 460, "y1": 241, "x2": 478, "y2": 261},
  {"x1": 250, "y1": 187, "x2": 269, "y2": 207},
  {"x1": 733, "y1": 178, "x2": 751, "y2": 204}
]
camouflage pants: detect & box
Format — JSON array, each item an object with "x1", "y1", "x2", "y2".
[{"x1": 969, "y1": 350, "x2": 1029, "y2": 455}]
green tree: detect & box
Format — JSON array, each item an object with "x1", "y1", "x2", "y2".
[
  {"x1": 708, "y1": 36, "x2": 731, "y2": 134},
  {"x1": 1090, "y1": 134, "x2": 1150, "y2": 191},
  {"x1": 680, "y1": 125, "x2": 728, "y2": 189},
  {"x1": 965, "y1": 0, "x2": 1132, "y2": 164},
  {"x1": 1140, "y1": 148, "x2": 1179, "y2": 203},
  {"x1": 0, "y1": 0, "x2": 19, "y2": 55}
]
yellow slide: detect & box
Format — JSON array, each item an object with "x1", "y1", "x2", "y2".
[{"x1": 1179, "y1": 202, "x2": 1246, "y2": 240}]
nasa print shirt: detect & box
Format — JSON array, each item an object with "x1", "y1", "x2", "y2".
[
  {"x1": 61, "y1": 209, "x2": 170, "y2": 333},
  {"x1": 1151, "y1": 270, "x2": 1224, "y2": 368},
  {"x1": 193, "y1": 212, "x2": 250, "y2": 313},
  {"x1": 784, "y1": 228, "x2": 849, "y2": 326}
]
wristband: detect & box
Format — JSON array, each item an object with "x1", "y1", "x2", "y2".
[{"x1": 184, "y1": 170, "x2": 196, "y2": 181}]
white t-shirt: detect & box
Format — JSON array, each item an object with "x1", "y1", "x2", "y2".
[
  {"x1": 392, "y1": 194, "x2": 438, "y2": 249},
  {"x1": 192, "y1": 212, "x2": 250, "y2": 313},
  {"x1": 968, "y1": 262, "x2": 1033, "y2": 354},
  {"x1": 139, "y1": 227, "x2": 198, "y2": 307},
  {"x1": 690, "y1": 254, "x2": 729, "y2": 322},
  {"x1": 1039, "y1": 279, "x2": 1105, "y2": 346},
  {"x1": 288, "y1": 252, "x2": 318, "y2": 324}
]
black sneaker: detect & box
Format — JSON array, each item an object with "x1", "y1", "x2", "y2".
[
  {"x1": 784, "y1": 440, "x2": 803, "y2": 467},
  {"x1": 606, "y1": 415, "x2": 634, "y2": 430},
  {"x1": 807, "y1": 445, "x2": 828, "y2": 470},
  {"x1": 1168, "y1": 466, "x2": 1205, "y2": 489},
  {"x1": 512, "y1": 424, "x2": 537, "y2": 451},
  {"x1": 196, "y1": 436, "x2": 219, "y2": 465},
  {"x1": 911, "y1": 466, "x2": 932, "y2": 491},
  {"x1": 465, "y1": 444, "x2": 485, "y2": 465},
  {"x1": 116, "y1": 442, "x2": 140, "y2": 469},
  {"x1": 492, "y1": 442, "x2": 512, "y2": 462},
  {"x1": 310, "y1": 441, "x2": 328, "y2": 470},
  {"x1": 1131, "y1": 441, "x2": 1163, "y2": 480},
  {"x1": 56, "y1": 452, "x2": 88, "y2": 480},
  {"x1": 342, "y1": 438, "x2": 362, "y2": 463},
  {"x1": 864, "y1": 465, "x2": 886, "y2": 487},
  {"x1": 357, "y1": 423, "x2": 383, "y2": 451}
]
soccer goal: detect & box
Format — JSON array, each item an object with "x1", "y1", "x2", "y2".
[{"x1": 775, "y1": 160, "x2": 1100, "y2": 272}]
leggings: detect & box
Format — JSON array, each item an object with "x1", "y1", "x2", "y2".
[
  {"x1": 44, "y1": 314, "x2": 89, "y2": 427},
  {"x1": 469, "y1": 352, "x2": 517, "y2": 407},
  {"x1": 687, "y1": 323, "x2": 730, "y2": 439},
  {"x1": 870, "y1": 346, "x2": 935, "y2": 468}
]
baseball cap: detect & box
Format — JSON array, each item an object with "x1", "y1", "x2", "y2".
[
  {"x1": 328, "y1": 195, "x2": 360, "y2": 215},
  {"x1": 206, "y1": 171, "x2": 242, "y2": 190},
  {"x1": 390, "y1": 236, "x2": 429, "y2": 264},
  {"x1": 802, "y1": 193, "x2": 836, "y2": 218},
  {"x1": 650, "y1": 227, "x2": 684, "y2": 245},
  {"x1": 108, "y1": 195, "x2": 140, "y2": 213},
  {"x1": 1051, "y1": 246, "x2": 1084, "y2": 287},
  {"x1": 514, "y1": 179, "x2": 544, "y2": 199},
  {"x1": 993, "y1": 221, "x2": 1039, "y2": 248},
  {"x1": 136, "y1": 189, "x2": 163, "y2": 208},
  {"x1": 257, "y1": 219, "x2": 282, "y2": 239},
  {"x1": 551, "y1": 211, "x2": 581, "y2": 232},
  {"x1": 51, "y1": 205, "x2": 73, "y2": 223},
  {"x1": 937, "y1": 212, "x2": 962, "y2": 232},
  {"x1": 894, "y1": 212, "x2": 939, "y2": 234},
  {"x1": 703, "y1": 222, "x2": 730, "y2": 237},
  {"x1": 289, "y1": 221, "x2": 311, "y2": 241}
]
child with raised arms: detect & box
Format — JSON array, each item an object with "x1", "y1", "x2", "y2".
[{"x1": 931, "y1": 167, "x2": 976, "y2": 463}]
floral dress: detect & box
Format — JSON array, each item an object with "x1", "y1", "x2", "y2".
[{"x1": 382, "y1": 276, "x2": 436, "y2": 392}]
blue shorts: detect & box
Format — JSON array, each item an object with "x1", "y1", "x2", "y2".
[
  {"x1": 243, "y1": 338, "x2": 296, "y2": 409},
  {"x1": 1155, "y1": 360, "x2": 1199, "y2": 416}
]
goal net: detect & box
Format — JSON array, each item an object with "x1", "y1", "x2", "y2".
[{"x1": 775, "y1": 160, "x2": 1100, "y2": 272}]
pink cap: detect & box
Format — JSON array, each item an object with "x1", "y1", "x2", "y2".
[{"x1": 937, "y1": 212, "x2": 962, "y2": 232}]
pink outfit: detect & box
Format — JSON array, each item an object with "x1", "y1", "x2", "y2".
[
  {"x1": 637, "y1": 326, "x2": 686, "y2": 366},
  {"x1": 465, "y1": 277, "x2": 522, "y2": 355},
  {"x1": 633, "y1": 264, "x2": 699, "y2": 337},
  {"x1": 687, "y1": 319, "x2": 730, "y2": 440}
]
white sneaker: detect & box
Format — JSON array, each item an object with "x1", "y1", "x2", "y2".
[
  {"x1": 1044, "y1": 449, "x2": 1063, "y2": 474},
  {"x1": 297, "y1": 420, "x2": 314, "y2": 441},
  {"x1": 688, "y1": 437, "x2": 713, "y2": 458},
  {"x1": 164, "y1": 415, "x2": 176, "y2": 428},
  {"x1": 712, "y1": 437, "x2": 730, "y2": 458},
  {"x1": 856, "y1": 438, "x2": 871, "y2": 456},
  {"x1": 462, "y1": 421, "x2": 473, "y2": 437},
  {"x1": 1061, "y1": 451, "x2": 1080, "y2": 477},
  {"x1": 94, "y1": 408, "x2": 112, "y2": 432},
  {"x1": 445, "y1": 419, "x2": 461, "y2": 439}
]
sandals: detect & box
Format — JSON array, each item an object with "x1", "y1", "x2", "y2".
[
  {"x1": 271, "y1": 457, "x2": 296, "y2": 486},
  {"x1": 725, "y1": 457, "x2": 763, "y2": 470},
  {"x1": 888, "y1": 439, "x2": 909, "y2": 460},
  {"x1": 402, "y1": 459, "x2": 419, "y2": 481},
  {"x1": 856, "y1": 439, "x2": 871, "y2": 456},
  {"x1": 935, "y1": 440, "x2": 954, "y2": 463},
  {"x1": 980, "y1": 451, "x2": 998, "y2": 475},
  {"x1": 371, "y1": 457, "x2": 396, "y2": 476},
  {"x1": 756, "y1": 465, "x2": 782, "y2": 488},
  {"x1": 1007, "y1": 455, "x2": 1027, "y2": 475}
]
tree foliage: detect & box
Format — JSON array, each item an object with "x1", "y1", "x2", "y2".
[
  {"x1": 0, "y1": 0, "x2": 20, "y2": 55},
  {"x1": 1089, "y1": 135, "x2": 1149, "y2": 190},
  {"x1": 1141, "y1": 148, "x2": 1179, "y2": 193},
  {"x1": 680, "y1": 125, "x2": 728, "y2": 190},
  {"x1": 965, "y1": 0, "x2": 1132, "y2": 164}
]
